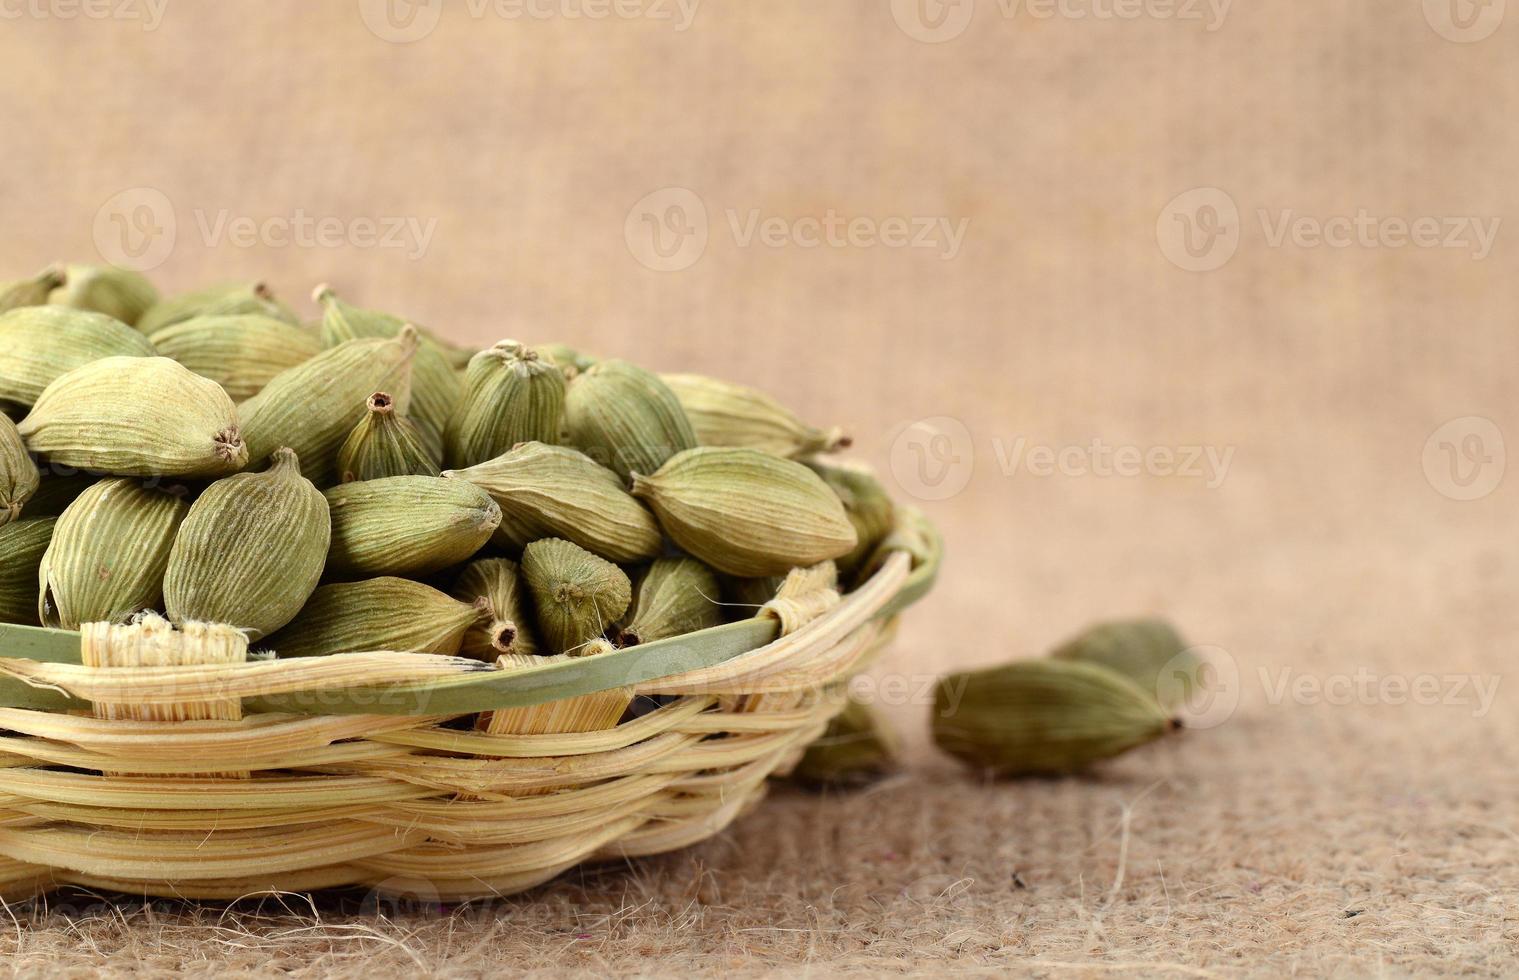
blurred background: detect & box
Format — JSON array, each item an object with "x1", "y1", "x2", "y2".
[{"x1": 3, "y1": 1, "x2": 1516, "y2": 973}]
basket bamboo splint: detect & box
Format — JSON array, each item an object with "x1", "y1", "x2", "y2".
[{"x1": 0, "y1": 511, "x2": 939, "y2": 902}]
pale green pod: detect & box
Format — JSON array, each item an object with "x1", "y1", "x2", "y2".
[
  {"x1": 443, "y1": 442, "x2": 662, "y2": 563},
  {"x1": 663, "y1": 373, "x2": 850, "y2": 458},
  {"x1": 19, "y1": 356, "x2": 248, "y2": 479},
  {"x1": 148, "y1": 314, "x2": 322, "y2": 400},
  {"x1": 324, "y1": 475, "x2": 500, "y2": 579},
  {"x1": 630, "y1": 447, "x2": 857, "y2": 578},
  {"x1": 0, "y1": 517, "x2": 55, "y2": 625},
  {"x1": 0, "y1": 306, "x2": 157, "y2": 407},
  {"x1": 793, "y1": 698, "x2": 900, "y2": 790},
  {"x1": 444, "y1": 341, "x2": 565, "y2": 469},
  {"x1": 0, "y1": 414, "x2": 39, "y2": 526},
  {"x1": 564, "y1": 359, "x2": 697, "y2": 481},
  {"x1": 163, "y1": 448, "x2": 330, "y2": 639},
  {"x1": 540, "y1": 343, "x2": 597, "y2": 379},
  {"x1": 1051, "y1": 619, "x2": 1198, "y2": 711},
  {"x1": 48, "y1": 264, "x2": 159, "y2": 326},
  {"x1": 448, "y1": 557, "x2": 539, "y2": 658},
  {"x1": 521, "y1": 538, "x2": 631, "y2": 655},
  {"x1": 804, "y1": 460, "x2": 896, "y2": 582},
  {"x1": 618, "y1": 557, "x2": 721, "y2": 645},
  {"x1": 932, "y1": 659, "x2": 1178, "y2": 777},
  {"x1": 0, "y1": 267, "x2": 65, "y2": 313},
  {"x1": 38, "y1": 478, "x2": 189, "y2": 629},
  {"x1": 337, "y1": 391, "x2": 441, "y2": 482},
  {"x1": 136, "y1": 281, "x2": 297, "y2": 335},
  {"x1": 266, "y1": 577, "x2": 489, "y2": 658}
]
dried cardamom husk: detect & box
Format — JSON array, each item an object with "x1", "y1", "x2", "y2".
[
  {"x1": 444, "y1": 442, "x2": 663, "y2": 563},
  {"x1": 324, "y1": 475, "x2": 500, "y2": 579},
  {"x1": 631, "y1": 447, "x2": 857, "y2": 577},
  {"x1": 540, "y1": 342, "x2": 597, "y2": 380},
  {"x1": 338, "y1": 392, "x2": 441, "y2": 482},
  {"x1": 564, "y1": 359, "x2": 697, "y2": 481},
  {"x1": 38, "y1": 478, "x2": 189, "y2": 628},
  {"x1": 0, "y1": 266, "x2": 65, "y2": 313},
  {"x1": 449, "y1": 557, "x2": 539, "y2": 658},
  {"x1": 48, "y1": 264, "x2": 158, "y2": 326},
  {"x1": 804, "y1": 459, "x2": 896, "y2": 583},
  {"x1": 932, "y1": 659, "x2": 1179, "y2": 777},
  {"x1": 793, "y1": 697, "x2": 900, "y2": 789},
  {"x1": 147, "y1": 314, "x2": 322, "y2": 400},
  {"x1": 0, "y1": 413, "x2": 39, "y2": 526},
  {"x1": 443, "y1": 340, "x2": 565, "y2": 469},
  {"x1": 266, "y1": 577, "x2": 489, "y2": 657},
  {"x1": 163, "y1": 448, "x2": 331, "y2": 639},
  {"x1": 618, "y1": 557, "x2": 720, "y2": 645},
  {"x1": 0, "y1": 517, "x2": 54, "y2": 625},
  {"x1": 136, "y1": 281, "x2": 297, "y2": 335},
  {"x1": 0, "y1": 306, "x2": 157, "y2": 407},
  {"x1": 521, "y1": 538, "x2": 631, "y2": 655},
  {"x1": 18, "y1": 356, "x2": 248, "y2": 478},
  {"x1": 1050, "y1": 619, "x2": 1198, "y2": 711},
  {"x1": 663, "y1": 373, "x2": 850, "y2": 458}
]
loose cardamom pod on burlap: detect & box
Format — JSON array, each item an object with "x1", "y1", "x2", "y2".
[
  {"x1": 324, "y1": 475, "x2": 500, "y2": 578},
  {"x1": 521, "y1": 537, "x2": 631, "y2": 655},
  {"x1": 444, "y1": 340, "x2": 565, "y2": 469},
  {"x1": 449, "y1": 557, "x2": 539, "y2": 658},
  {"x1": 663, "y1": 372, "x2": 850, "y2": 458},
  {"x1": 337, "y1": 392, "x2": 441, "y2": 482},
  {"x1": 564, "y1": 359, "x2": 697, "y2": 481},
  {"x1": 0, "y1": 413, "x2": 39, "y2": 526},
  {"x1": 0, "y1": 306, "x2": 157, "y2": 407},
  {"x1": 1050, "y1": 618, "x2": 1199, "y2": 711},
  {"x1": 618, "y1": 557, "x2": 721, "y2": 645},
  {"x1": 48, "y1": 264, "x2": 158, "y2": 326},
  {"x1": 136, "y1": 281, "x2": 297, "y2": 335},
  {"x1": 793, "y1": 697, "x2": 901, "y2": 790},
  {"x1": 0, "y1": 266, "x2": 65, "y2": 313},
  {"x1": 0, "y1": 517, "x2": 55, "y2": 625},
  {"x1": 266, "y1": 577, "x2": 489, "y2": 657},
  {"x1": 148, "y1": 314, "x2": 322, "y2": 401},
  {"x1": 804, "y1": 459, "x2": 896, "y2": 583}
]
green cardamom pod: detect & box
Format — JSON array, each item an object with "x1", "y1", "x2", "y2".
[
  {"x1": 48, "y1": 264, "x2": 158, "y2": 326},
  {"x1": 0, "y1": 306, "x2": 157, "y2": 407},
  {"x1": 0, "y1": 413, "x2": 39, "y2": 526},
  {"x1": 147, "y1": 314, "x2": 322, "y2": 401},
  {"x1": 663, "y1": 373, "x2": 850, "y2": 458},
  {"x1": 444, "y1": 442, "x2": 662, "y2": 563},
  {"x1": 540, "y1": 343, "x2": 597, "y2": 379},
  {"x1": 443, "y1": 340, "x2": 565, "y2": 469},
  {"x1": 338, "y1": 391, "x2": 441, "y2": 482},
  {"x1": 136, "y1": 281, "x2": 297, "y2": 335},
  {"x1": 324, "y1": 475, "x2": 500, "y2": 579},
  {"x1": 19, "y1": 470, "x2": 95, "y2": 519},
  {"x1": 1050, "y1": 619, "x2": 1198, "y2": 711},
  {"x1": 0, "y1": 517, "x2": 55, "y2": 625},
  {"x1": 932, "y1": 659, "x2": 1179, "y2": 777},
  {"x1": 618, "y1": 557, "x2": 721, "y2": 645},
  {"x1": 793, "y1": 698, "x2": 900, "y2": 789},
  {"x1": 266, "y1": 577, "x2": 489, "y2": 658},
  {"x1": 38, "y1": 478, "x2": 189, "y2": 629},
  {"x1": 18, "y1": 356, "x2": 247, "y2": 478},
  {"x1": 521, "y1": 537, "x2": 631, "y2": 655},
  {"x1": 564, "y1": 359, "x2": 697, "y2": 481},
  {"x1": 0, "y1": 266, "x2": 66, "y2": 313},
  {"x1": 631, "y1": 447, "x2": 857, "y2": 577},
  {"x1": 804, "y1": 460, "x2": 896, "y2": 583},
  {"x1": 163, "y1": 448, "x2": 330, "y2": 639},
  {"x1": 448, "y1": 557, "x2": 539, "y2": 658}
]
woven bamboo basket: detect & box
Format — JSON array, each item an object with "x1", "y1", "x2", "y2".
[{"x1": 0, "y1": 509, "x2": 939, "y2": 903}]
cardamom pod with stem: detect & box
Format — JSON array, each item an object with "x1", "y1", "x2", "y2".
[
  {"x1": 0, "y1": 517, "x2": 54, "y2": 624},
  {"x1": 540, "y1": 343, "x2": 597, "y2": 380},
  {"x1": 1051, "y1": 619, "x2": 1198, "y2": 711},
  {"x1": 932, "y1": 659, "x2": 1179, "y2": 777},
  {"x1": 324, "y1": 475, "x2": 500, "y2": 578},
  {"x1": 136, "y1": 281, "x2": 297, "y2": 335},
  {"x1": 663, "y1": 372, "x2": 850, "y2": 458},
  {"x1": 448, "y1": 557, "x2": 539, "y2": 658},
  {"x1": 48, "y1": 264, "x2": 158, "y2": 326},
  {"x1": 444, "y1": 442, "x2": 662, "y2": 563},
  {"x1": 148, "y1": 314, "x2": 322, "y2": 401},
  {"x1": 444, "y1": 340, "x2": 565, "y2": 469},
  {"x1": 793, "y1": 697, "x2": 900, "y2": 789},
  {"x1": 521, "y1": 538, "x2": 631, "y2": 655},
  {"x1": 0, "y1": 413, "x2": 39, "y2": 526},
  {"x1": 38, "y1": 478, "x2": 189, "y2": 628},
  {"x1": 618, "y1": 557, "x2": 720, "y2": 645},
  {"x1": 163, "y1": 448, "x2": 330, "y2": 639},
  {"x1": 0, "y1": 306, "x2": 157, "y2": 407},
  {"x1": 338, "y1": 392, "x2": 441, "y2": 482},
  {"x1": 238, "y1": 328, "x2": 417, "y2": 485},
  {"x1": 564, "y1": 359, "x2": 697, "y2": 481},
  {"x1": 19, "y1": 356, "x2": 248, "y2": 478},
  {"x1": 804, "y1": 459, "x2": 896, "y2": 583},
  {"x1": 631, "y1": 447, "x2": 857, "y2": 577},
  {"x1": 0, "y1": 266, "x2": 65, "y2": 313},
  {"x1": 266, "y1": 577, "x2": 489, "y2": 657}
]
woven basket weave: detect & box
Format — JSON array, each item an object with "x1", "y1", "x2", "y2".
[{"x1": 0, "y1": 510, "x2": 939, "y2": 902}]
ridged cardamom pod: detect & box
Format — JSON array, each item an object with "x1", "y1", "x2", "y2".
[
  {"x1": 444, "y1": 341, "x2": 566, "y2": 469},
  {"x1": 631, "y1": 448, "x2": 857, "y2": 577},
  {"x1": 324, "y1": 475, "x2": 500, "y2": 578},
  {"x1": 540, "y1": 343, "x2": 597, "y2": 379},
  {"x1": 0, "y1": 306, "x2": 157, "y2": 407},
  {"x1": 804, "y1": 460, "x2": 896, "y2": 582},
  {"x1": 38, "y1": 478, "x2": 189, "y2": 629},
  {"x1": 18, "y1": 356, "x2": 248, "y2": 478},
  {"x1": 163, "y1": 448, "x2": 330, "y2": 639},
  {"x1": 0, "y1": 517, "x2": 55, "y2": 624},
  {"x1": 448, "y1": 557, "x2": 539, "y2": 658},
  {"x1": 20, "y1": 471, "x2": 95, "y2": 519},
  {"x1": 136, "y1": 281, "x2": 297, "y2": 335},
  {"x1": 564, "y1": 360, "x2": 697, "y2": 481},
  {"x1": 444, "y1": 442, "x2": 663, "y2": 563},
  {"x1": 932, "y1": 659, "x2": 1179, "y2": 777},
  {"x1": 793, "y1": 698, "x2": 900, "y2": 789},
  {"x1": 0, "y1": 414, "x2": 39, "y2": 526},
  {"x1": 148, "y1": 314, "x2": 322, "y2": 401},
  {"x1": 48, "y1": 264, "x2": 159, "y2": 326},
  {"x1": 338, "y1": 392, "x2": 441, "y2": 482},
  {"x1": 1050, "y1": 619, "x2": 1198, "y2": 711},
  {"x1": 618, "y1": 557, "x2": 721, "y2": 645},
  {"x1": 663, "y1": 373, "x2": 850, "y2": 458},
  {"x1": 0, "y1": 266, "x2": 65, "y2": 313},
  {"x1": 266, "y1": 577, "x2": 489, "y2": 658},
  {"x1": 521, "y1": 538, "x2": 631, "y2": 655},
  {"x1": 238, "y1": 328, "x2": 417, "y2": 485}
]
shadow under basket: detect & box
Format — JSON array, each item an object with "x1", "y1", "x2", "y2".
[{"x1": 0, "y1": 511, "x2": 939, "y2": 903}]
